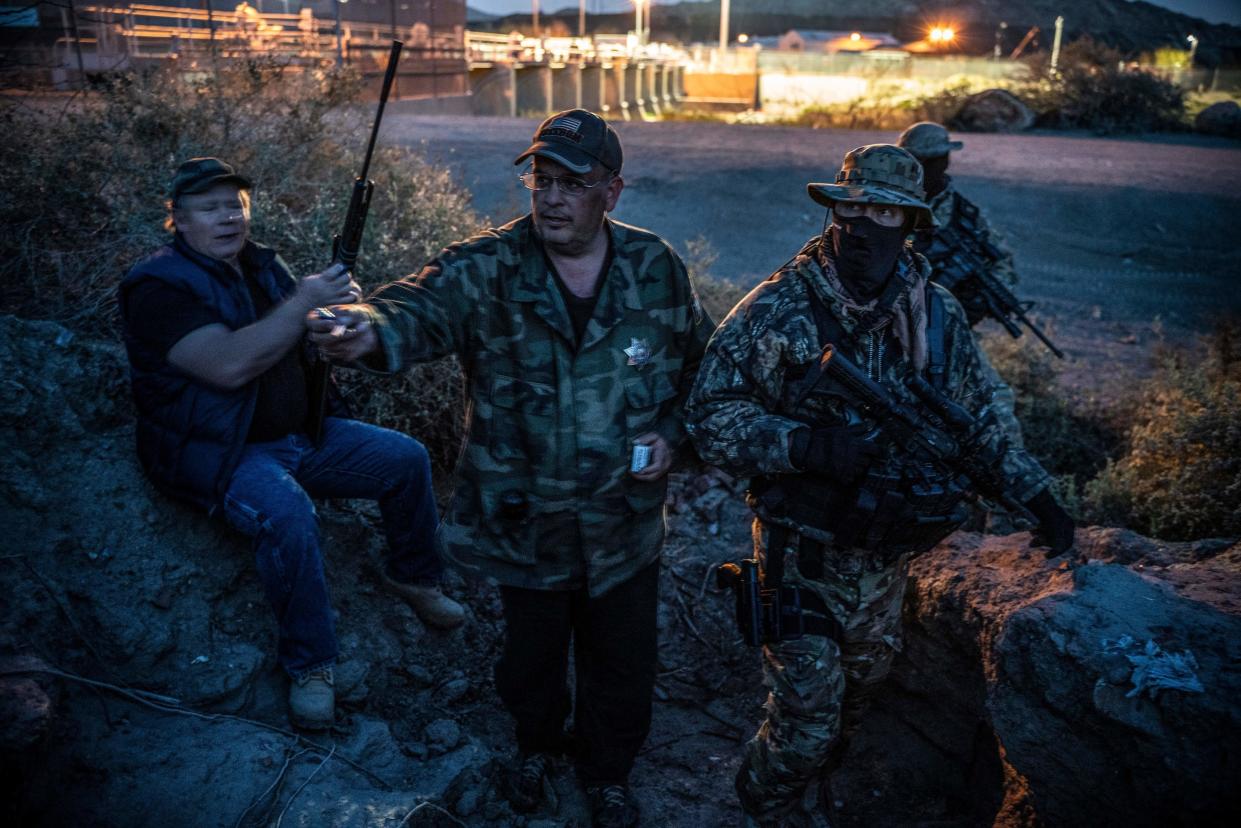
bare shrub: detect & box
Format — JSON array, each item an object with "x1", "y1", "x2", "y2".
[
  {"x1": 0, "y1": 59, "x2": 481, "y2": 474},
  {"x1": 1020, "y1": 38, "x2": 1186, "y2": 134},
  {"x1": 681, "y1": 234, "x2": 745, "y2": 323},
  {"x1": 778, "y1": 37, "x2": 1186, "y2": 135},
  {"x1": 1084, "y1": 321, "x2": 1241, "y2": 540},
  {"x1": 981, "y1": 331, "x2": 1121, "y2": 511},
  {"x1": 782, "y1": 80, "x2": 995, "y2": 131}
]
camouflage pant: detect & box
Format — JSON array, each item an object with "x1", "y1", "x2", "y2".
[{"x1": 736, "y1": 519, "x2": 911, "y2": 823}]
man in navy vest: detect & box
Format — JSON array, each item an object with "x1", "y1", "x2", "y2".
[{"x1": 118, "y1": 157, "x2": 464, "y2": 729}]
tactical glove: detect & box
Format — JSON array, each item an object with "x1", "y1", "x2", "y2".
[
  {"x1": 1023, "y1": 488, "x2": 1076, "y2": 556},
  {"x1": 790, "y1": 426, "x2": 882, "y2": 484}
]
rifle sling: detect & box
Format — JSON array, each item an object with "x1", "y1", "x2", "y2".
[
  {"x1": 926, "y1": 286, "x2": 947, "y2": 391},
  {"x1": 795, "y1": 275, "x2": 947, "y2": 403}
]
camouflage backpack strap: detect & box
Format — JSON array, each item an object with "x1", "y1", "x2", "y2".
[
  {"x1": 789, "y1": 279, "x2": 850, "y2": 408},
  {"x1": 925, "y1": 283, "x2": 947, "y2": 391}
]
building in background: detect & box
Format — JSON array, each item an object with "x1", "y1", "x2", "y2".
[
  {"x1": 0, "y1": 0, "x2": 466, "y2": 99},
  {"x1": 774, "y1": 29, "x2": 902, "y2": 53}
]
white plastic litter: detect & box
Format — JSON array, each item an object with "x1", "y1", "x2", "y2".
[{"x1": 1102, "y1": 635, "x2": 1205, "y2": 700}]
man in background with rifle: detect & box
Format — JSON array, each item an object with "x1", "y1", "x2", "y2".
[
  {"x1": 899, "y1": 121, "x2": 1064, "y2": 447},
  {"x1": 118, "y1": 50, "x2": 462, "y2": 731},
  {"x1": 685, "y1": 145, "x2": 1074, "y2": 827}
]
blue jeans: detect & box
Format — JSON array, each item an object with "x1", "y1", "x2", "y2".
[{"x1": 221, "y1": 417, "x2": 441, "y2": 678}]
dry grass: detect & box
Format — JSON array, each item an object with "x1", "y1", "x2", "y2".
[{"x1": 1083, "y1": 320, "x2": 1241, "y2": 540}]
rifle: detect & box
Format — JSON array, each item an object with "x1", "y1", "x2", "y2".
[
  {"x1": 811, "y1": 343, "x2": 1034, "y2": 521},
  {"x1": 923, "y1": 218, "x2": 1065, "y2": 360},
  {"x1": 308, "y1": 40, "x2": 404, "y2": 444}
]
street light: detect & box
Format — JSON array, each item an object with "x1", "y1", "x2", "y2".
[
  {"x1": 632, "y1": 0, "x2": 648, "y2": 46},
  {"x1": 334, "y1": 0, "x2": 346, "y2": 66},
  {"x1": 994, "y1": 20, "x2": 1007, "y2": 60},
  {"x1": 1187, "y1": 34, "x2": 1199, "y2": 67}
]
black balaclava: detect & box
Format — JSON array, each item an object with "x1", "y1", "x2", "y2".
[
  {"x1": 920, "y1": 153, "x2": 951, "y2": 199},
  {"x1": 831, "y1": 212, "x2": 907, "y2": 302}
]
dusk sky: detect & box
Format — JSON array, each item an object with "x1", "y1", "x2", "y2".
[{"x1": 468, "y1": 1, "x2": 1241, "y2": 27}]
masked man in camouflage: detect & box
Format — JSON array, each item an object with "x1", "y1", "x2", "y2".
[
  {"x1": 307, "y1": 109, "x2": 713, "y2": 828},
  {"x1": 897, "y1": 121, "x2": 1019, "y2": 326},
  {"x1": 684, "y1": 145, "x2": 1074, "y2": 826},
  {"x1": 897, "y1": 121, "x2": 1025, "y2": 444}
]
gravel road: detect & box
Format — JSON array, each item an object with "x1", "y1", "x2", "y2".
[{"x1": 381, "y1": 114, "x2": 1241, "y2": 344}]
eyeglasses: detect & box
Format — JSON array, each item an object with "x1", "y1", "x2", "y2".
[{"x1": 518, "y1": 170, "x2": 612, "y2": 197}]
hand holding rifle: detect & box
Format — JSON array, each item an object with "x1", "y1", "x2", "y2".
[{"x1": 305, "y1": 40, "x2": 403, "y2": 442}]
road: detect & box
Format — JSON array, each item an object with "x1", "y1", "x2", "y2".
[{"x1": 381, "y1": 115, "x2": 1241, "y2": 344}]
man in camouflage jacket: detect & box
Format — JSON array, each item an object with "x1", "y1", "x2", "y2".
[
  {"x1": 685, "y1": 145, "x2": 1074, "y2": 826},
  {"x1": 898, "y1": 121, "x2": 1025, "y2": 444},
  {"x1": 308, "y1": 109, "x2": 713, "y2": 828}
]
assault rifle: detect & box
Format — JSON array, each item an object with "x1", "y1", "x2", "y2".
[
  {"x1": 811, "y1": 343, "x2": 1033, "y2": 520},
  {"x1": 922, "y1": 219, "x2": 1065, "y2": 359},
  {"x1": 308, "y1": 40, "x2": 404, "y2": 444},
  {"x1": 716, "y1": 343, "x2": 1035, "y2": 646}
]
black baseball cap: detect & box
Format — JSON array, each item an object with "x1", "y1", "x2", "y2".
[
  {"x1": 170, "y1": 157, "x2": 252, "y2": 200},
  {"x1": 513, "y1": 109, "x2": 623, "y2": 175}
]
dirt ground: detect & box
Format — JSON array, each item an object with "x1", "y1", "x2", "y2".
[{"x1": 383, "y1": 114, "x2": 1241, "y2": 400}]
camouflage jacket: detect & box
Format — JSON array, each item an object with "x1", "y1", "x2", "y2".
[
  {"x1": 684, "y1": 233, "x2": 1050, "y2": 523},
  {"x1": 362, "y1": 215, "x2": 713, "y2": 596}
]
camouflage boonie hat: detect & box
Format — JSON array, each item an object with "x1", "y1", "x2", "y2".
[
  {"x1": 897, "y1": 121, "x2": 963, "y2": 160},
  {"x1": 807, "y1": 144, "x2": 934, "y2": 228}
]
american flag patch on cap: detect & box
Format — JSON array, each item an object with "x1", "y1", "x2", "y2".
[{"x1": 549, "y1": 116, "x2": 582, "y2": 132}]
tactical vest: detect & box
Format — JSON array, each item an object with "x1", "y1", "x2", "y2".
[{"x1": 749, "y1": 278, "x2": 970, "y2": 569}]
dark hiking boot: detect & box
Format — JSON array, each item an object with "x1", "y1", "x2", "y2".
[
  {"x1": 587, "y1": 784, "x2": 639, "y2": 828},
  {"x1": 508, "y1": 752, "x2": 552, "y2": 813},
  {"x1": 289, "y1": 666, "x2": 334, "y2": 730}
]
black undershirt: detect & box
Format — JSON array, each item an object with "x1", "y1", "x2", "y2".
[{"x1": 541, "y1": 236, "x2": 613, "y2": 349}]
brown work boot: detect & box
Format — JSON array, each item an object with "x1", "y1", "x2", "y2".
[
  {"x1": 383, "y1": 577, "x2": 466, "y2": 629},
  {"x1": 289, "y1": 666, "x2": 335, "y2": 729}
]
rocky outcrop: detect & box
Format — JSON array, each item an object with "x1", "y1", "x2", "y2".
[
  {"x1": 843, "y1": 530, "x2": 1240, "y2": 827},
  {"x1": 952, "y1": 89, "x2": 1037, "y2": 133},
  {"x1": 1195, "y1": 101, "x2": 1241, "y2": 139},
  {"x1": 3, "y1": 314, "x2": 1237, "y2": 827},
  {"x1": 0, "y1": 317, "x2": 497, "y2": 826}
]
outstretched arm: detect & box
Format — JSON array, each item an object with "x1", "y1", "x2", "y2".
[{"x1": 169, "y1": 263, "x2": 358, "y2": 390}]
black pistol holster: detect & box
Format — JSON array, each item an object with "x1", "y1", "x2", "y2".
[{"x1": 716, "y1": 525, "x2": 842, "y2": 646}]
